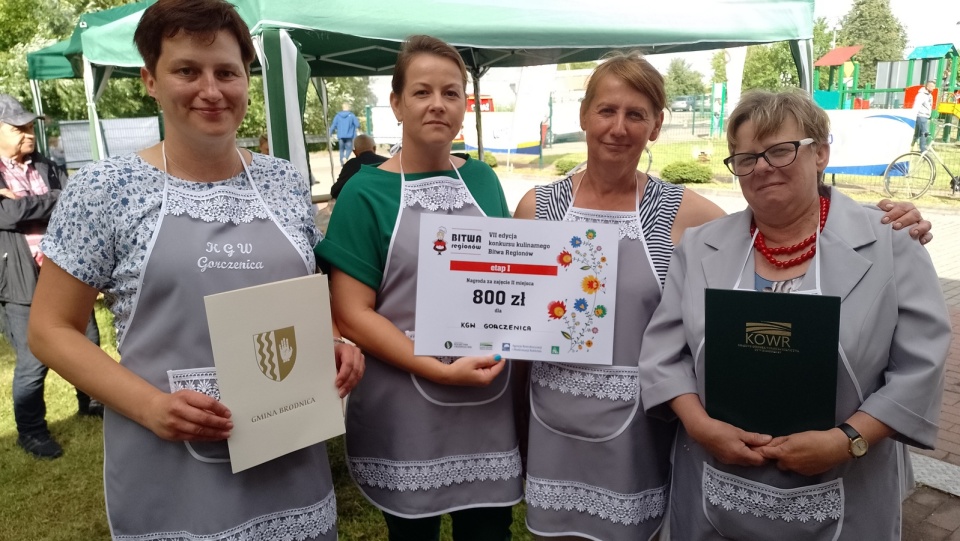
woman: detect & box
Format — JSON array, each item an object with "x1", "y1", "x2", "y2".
[
  {"x1": 28, "y1": 0, "x2": 362, "y2": 539},
  {"x1": 315, "y1": 35, "x2": 521, "y2": 539},
  {"x1": 514, "y1": 56, "x2": 935, "y2": 541},
  {"x1": 637, "y1": 89, "x2": 950, "y2": 540},
  {"x1": 513, "y1": 52, "x2": 725, "y2": 541}
]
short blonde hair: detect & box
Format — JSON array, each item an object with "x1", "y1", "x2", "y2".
[{"x1": 726, "y1": 89, "x2": 829, "y2": 154}]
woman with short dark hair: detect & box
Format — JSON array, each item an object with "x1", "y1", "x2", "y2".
[{"x1": 29, "y1": 0, "x2": 362, "y2": 538}]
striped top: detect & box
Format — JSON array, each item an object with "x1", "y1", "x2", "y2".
[{"x1": 534, "y1": 174, "x2": 683, "y2": 285}]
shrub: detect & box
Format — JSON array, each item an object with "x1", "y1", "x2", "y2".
[
  {"x1": 465, "y1": 150, "x2": 498, "y2": 168},
  {"x1": 660, "y1": 160, "x2": 713, "y2": 184},
  {"x1": 554, "y1": 156, "x2": 584, "y2": 176}
]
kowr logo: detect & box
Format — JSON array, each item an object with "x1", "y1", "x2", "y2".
[{"x1": 744, "y1": 321, "x2": 792, "y2": 350}]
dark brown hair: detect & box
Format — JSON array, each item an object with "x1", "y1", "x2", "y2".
[
  {"x1": 391, "y1": 35, "x2": 468, "y2": 96},
  {"x1": 581, "y1": 51, "x2": 666, "y2": 115},
  {"x1": 134, "y1": 0, "x2": 255, "y2": 75}
]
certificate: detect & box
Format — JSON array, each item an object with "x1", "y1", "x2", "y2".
[
  {"x1": 204, "y1": 273, "x2": 345, "y2": 473},
  {"x1": 704, "y1": 288, "x2": 840, "y2": 437},
  {"x1": 414, "y1": 214, "x2": 619, "y2": 364}
]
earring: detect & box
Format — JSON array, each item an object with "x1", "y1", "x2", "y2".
[
  {"x1": 248, "y1": 98, "x2": 252, "y2": 106},
  {"x1": 397, "y1": 120, "x2": 402, "y2": 126}
]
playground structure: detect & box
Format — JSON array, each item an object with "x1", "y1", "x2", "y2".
[{"x1": 813, "y1": 43, "x2": 960, "y2": 143}]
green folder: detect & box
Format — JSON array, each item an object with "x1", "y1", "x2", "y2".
[{"x1": 704, "y1": 288, "x2": 840, "y2": 437}]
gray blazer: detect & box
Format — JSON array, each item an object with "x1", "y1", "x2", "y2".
[{"x1": 639, "y1": 188, "x2": 950, "y2": 449}]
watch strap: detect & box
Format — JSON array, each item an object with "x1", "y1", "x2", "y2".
[{"x1": 837, "y1": 422, "x2": 860, "y2": 441}]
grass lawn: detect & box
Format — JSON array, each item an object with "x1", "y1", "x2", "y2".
[{"x1": 1, "y1": 303, "x2": 534, "y2": 540}]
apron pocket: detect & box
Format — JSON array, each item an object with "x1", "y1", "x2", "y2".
[
  {"x1": 530, "y1": 362, "x2": 638, "y2": 440},
  {"x1": 701, "y1": 463, "x2": 843, "y2": 541},
  {"x1": 167, "y1": 367, "x2": 230, "y2": 463},
  {"x1": 411, "y1": 361, "x2": 511, "y2": 406}
]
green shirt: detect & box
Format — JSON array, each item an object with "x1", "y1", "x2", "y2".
[{"x1": 316, "y1": 157, "x2": 510, "y2": 289}]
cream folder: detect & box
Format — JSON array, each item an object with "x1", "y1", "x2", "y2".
[{"x1": 204, "y1": 273, "x2": 345, "y2": 473}]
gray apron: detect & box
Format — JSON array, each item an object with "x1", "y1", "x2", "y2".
[
  {"x1": 104, "y1": 149, "x2": 337, "y2": 540},
  {"x1": 666, "y1": 226, "x2": 907, "y2": 540},
  {"x1": 525, "y1": 181, "x2": 674, "y2": 541},
  {"x1": 345, "y1": 165, "x2": 523, "y2": 518}
]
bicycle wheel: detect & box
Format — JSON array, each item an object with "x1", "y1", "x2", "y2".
[{"x1": 883, "y1": 152, "x2": 935, "y2": 199}]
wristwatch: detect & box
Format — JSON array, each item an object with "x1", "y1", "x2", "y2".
[{"x1": 838, "y1": 423, "x2": 868, "y2": 458}]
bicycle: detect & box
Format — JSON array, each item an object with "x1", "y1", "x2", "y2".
[
  {"x1": 570, "y1": 146, "x2": 653, "y2": 177},
  {"x1": 882, "y1": 121, "x2": 960, "y2": 199}
]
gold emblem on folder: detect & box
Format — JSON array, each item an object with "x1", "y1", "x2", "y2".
[{"x1": 253, "y1": 326, "x2": 297, "y2": 381}]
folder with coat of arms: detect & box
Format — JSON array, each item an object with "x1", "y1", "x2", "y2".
[
  {"x1": 204, "y1": 273, "x2": 345, "y2": 473},
  {"x1": 704, "y1": 288, "x2": 840, "y2": 437}
]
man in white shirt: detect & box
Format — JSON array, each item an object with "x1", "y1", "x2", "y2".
[{"x1": 914, "y1": 80, "x2": 936, "y2": 152}]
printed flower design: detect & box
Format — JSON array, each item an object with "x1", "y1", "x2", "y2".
[
  {"x1": 548, "y1": 228, "x2": 610, "y2": 353},
  {"x1": 548, "y1": 301, "x2": 567, "y2": 320},
  {"x1": 582, "y1": 276, "x2": 600, "y2": 294}
]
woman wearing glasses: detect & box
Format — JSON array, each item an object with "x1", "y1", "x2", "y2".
[{"x1": 638, "y1": 89, "x2": 950, "y2": 540}]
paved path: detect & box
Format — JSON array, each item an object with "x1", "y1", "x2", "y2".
[{"x1": 312, "y1": 154, "x2": 960, "y2": 538}]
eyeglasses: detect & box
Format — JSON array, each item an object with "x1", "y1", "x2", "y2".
[{"x1": 723, "y1": 138, "x2": 815, "y2": 176}]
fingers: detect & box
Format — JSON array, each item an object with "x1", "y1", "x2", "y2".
[
  {"x1": 910, "y1": 219, "x2": 933, "y2": 244},
  {"x1": 447, "y1": 355, "x2": 506, "y2": 386},
  {"x1": 740, "y1": 430, "x2": 773, "y2": 448},
  {"x1": 148, "y1": 390, "x2": 232, "y2": 442},
  {"x1": 334, "y1": 345, "x2": 365, "y2": 398}
]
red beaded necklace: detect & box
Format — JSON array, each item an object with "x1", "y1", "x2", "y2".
[{"x1": 750, "y1": 195, "x2": 830, "y2": 269}]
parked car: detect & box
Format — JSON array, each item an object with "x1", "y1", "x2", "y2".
[{"x1": 670, "y1": 96, "x2": 692, "y2": 112}]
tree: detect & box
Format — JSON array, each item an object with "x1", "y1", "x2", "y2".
[
  {"x1": 740, "y1": 17, "x2": 833, "y2": 91},
  {"x1": 558, "y1": 61, "x2": 598, "y2": 71},
  {"x1": 664, "y1": 58, "x2": 705, "y2": 99},
  {"x1": 836, "y1": 0, "x2": 906, "y2": 88},
  {"x1": 0, "y1": 0, "x2": 374, "y2": 141},
  {"x1": 811, "y1": 18, "x2": 834, "y2": 90},
  {"x1": 710, "y1": 51, "x2": 727, "y2": 84}
]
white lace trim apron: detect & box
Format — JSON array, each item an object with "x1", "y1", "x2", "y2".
[
  {"x1": 525, "y1": 175, "x2": 672, "y2": 540},
  {"x1": 669, "y1": 204, "x2": 904, "y2": 540},
  {"x1": 344, "y1": 156, "x2": 522, "y2": 518},
  {"x1": 105, "y1": 145, "x2": 336, "y2": 540}
]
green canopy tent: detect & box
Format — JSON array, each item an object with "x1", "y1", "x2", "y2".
[
  {"x1": 26, "y1": 1, "x2": 153, "y2": 158},
  {"x1": 43, "y1": 0, "x2": 815, "y2": 181}
]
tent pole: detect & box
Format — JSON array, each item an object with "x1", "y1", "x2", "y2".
[
  {"x1": 472, "y1": 68, "x2": 483, "y2": 161},
  {"x1": 29, "y1": 79, "x2": 48, "y2": 156},
  {"x1": 82, "y1": 57, "x2": 106, "y2": 161},
  {"x1": 314, "y1": 77, "x2": 336, "y2": 186}
]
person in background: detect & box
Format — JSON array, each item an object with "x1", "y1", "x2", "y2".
[
  {"x1": 28, "y1": 0, "x2": 362, "y2": 538},
  {"x1": 328, "y1": 102, "x2": 360, "y2": 166},
  {"x1": 47, "y1": 135, "x2": 66, "y2": 168},
  {"x1": 638, "y1": 88, "x2": 949, "y2": 540},
  {"x1": 258, "y1": 133, "x2": 269, "y2": 154},
  {"x1": 317, "y1": 35, "x2": 521, "y2": 540},
  {"x1": 0, "y1": 93, "x2": 102, "y2": 461},
  {"x1": 329, "y1": 133, "x2": 387, "y2": 199},
  {"x1": 914, "y1": 80, "x2": 936, "y2": 152}
]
